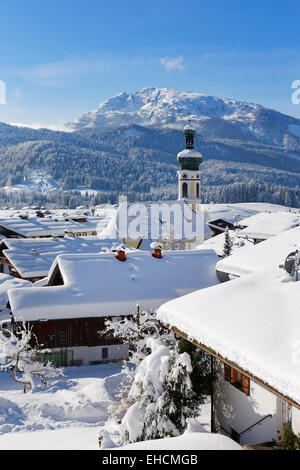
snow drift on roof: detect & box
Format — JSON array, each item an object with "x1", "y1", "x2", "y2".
[
  {"x1": 237, "y1": 210, "x2": 300, "y2": 239},
  {"x1": 9, "y1": 249, "x2": 219, "y2": 322},
  {"x1": 0, "y1": 273, "x2": 31, "y2": 310},
  {"x1": 3, "y1": 236, "x2": 124, "y2": 278},
  {"x1": 157, "y1": 270, "x2": 300, "y2": 405},
  {"x1": 216, "y1": 225, "x2": 300, "y2": 277}
]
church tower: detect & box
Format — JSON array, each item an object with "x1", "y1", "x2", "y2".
[{"x1": 177, "y1": 121, "x2": 203, "y2": 203}]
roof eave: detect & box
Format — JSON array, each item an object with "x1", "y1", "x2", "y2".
[{"x1": 171, "y1": 325, "x2": 300, "y2": 411}]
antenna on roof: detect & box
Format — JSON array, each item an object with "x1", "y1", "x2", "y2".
[{"x1": 280, "y1": 249, "x2": 300, "y2": 280}]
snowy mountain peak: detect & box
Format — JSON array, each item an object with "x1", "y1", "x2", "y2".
[
  {"x1": 66, "y1": 87, "x2": 267, "y2": 131},
  {"x1": 65, "y1": 87, "x2": 300, "y2": 154}
]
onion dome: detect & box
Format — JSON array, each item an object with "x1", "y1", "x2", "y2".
[{"x1": 177, "y1": 120, "x2": 203, "y2": 170}]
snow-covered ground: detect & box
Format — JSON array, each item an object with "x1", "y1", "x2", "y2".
[
  {"x1": 1, "y1": 170, "x2": 110, "y2": 197},
  {"x1": 118, "y1": 431, "x2": 242, "y2": 451},
  {"x1": 2, "y1": 170, "x2": 61, "y2": 195},
  {"x1": 0, "y1": 364, "x2": 211, "y2": 450},
  {"x1": 0, "y1": 364, "x2": 123, "y2": 450}
]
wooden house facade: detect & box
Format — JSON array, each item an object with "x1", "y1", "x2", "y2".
[{"x1": 24, "y1": 316, "x2": 126, "y2": 367}]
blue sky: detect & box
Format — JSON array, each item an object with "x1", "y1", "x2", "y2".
[{"x1": 0, "y1": 0, "x2": 300, "y2": 128}]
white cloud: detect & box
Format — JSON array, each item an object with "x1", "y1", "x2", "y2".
[
  {"x1": 22, "y1": 58, "x2": 104, "y2": 86},
  {"x1": 161, "y1": 56, "x2": 184, "y2": 72},
  {"x1": 9, "y1": 121, "x2": 73, "y2": 132}
]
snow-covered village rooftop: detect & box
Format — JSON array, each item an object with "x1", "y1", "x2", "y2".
[
  {"x1": 1, "y1": 236, "x2": 123, "y2": 279},
  {"x1": 0, "y1": 273, "x2": 31, "y2": 311},
  {"x1": 157, "y1": 269, "x2": 300, "y2": 407},
  {"x1": 0, "y1": 205, "x2": 116, "y2": 238},
  {"x1": 8, "y1": 249, "x2": 219, "y2": 322},
  {"x1": 216, "y1": 225, "x2": 300, "y2": 277},
  {"x1": 235, "y1": 210, "x2": 300, "y2": 240},
  {"x1": 200, "y1": 202, "x2": 294, "y2": 225},
  {"x1": 0, "y1": 216, "x2": 102, "y2": 238}
]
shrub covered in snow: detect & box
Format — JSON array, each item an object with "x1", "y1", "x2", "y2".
[
  {"x1": 0, "y1": 323, "x2": 64, "y2": 393},
  {"x1": 103, "y1": 309, "x2": 173, "y2": 367}
]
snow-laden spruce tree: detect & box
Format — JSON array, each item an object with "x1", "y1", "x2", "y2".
[
  {"x1": 222, "y1": 227, "x2": 232, "y2": 258},
  {"x1": 0, "y1": 323, "x2": 64, "y2": 393},
  {"x1": 102, "y1": 308, "x2": 174, "y2": 422},
  {"x1": 101, "y1": 309, "x2": 211, "y2": 447},
  {"x1": 117, "y1": 338, "x2": 199, "y2": 444}
]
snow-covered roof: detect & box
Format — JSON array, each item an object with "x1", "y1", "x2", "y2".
[
  {"x1": 197, "y1": 229, "x2": 253, "y2": 257},
  {"x1": 202, "y1": 202, "x2": 294, "y2": 225},
  {"x1": 0, "y1": 308, "x2": 12, "y2": 324},
  {"x1": 9, "y1": 249, "x2": 219, "y2": 322},
  {"x1": 2, "y1": 236, "x2": 123, "y2": 278},
  {"x1": 0, "y1": 273, "x2": 31, "y2": 310},
  {"x1": 236, "y1": 211, "x2": 300, "y2": 239},
  {"x1": 117, "y1": 432, "x2": 242, "y2": 450},
  {"x1": 216, "y1": 225, "x2": 300, "y2": 277},
  {"x1": 157, "y1": 270, "x2": 300, "y2": 406},
  {"x1": 177, "y1": 148, "x2": 203, "y2": 159},
  {"x1": 100, "y1": 201, "x2": 294, "y2": 243},
  {"x1": 0, "y1": 216, "x2": 104, "y2": 238}
]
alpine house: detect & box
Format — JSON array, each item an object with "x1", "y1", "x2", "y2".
[
  {"x1": 8, "y1": 249, "x2": 219, "y2": 367},
  {"x1": 216, "y1": 224, "x2": 300, "y2": 280},
  {"x1": 0, "y1": 236, "x2": 125, "y2": 281},
  {"x1": 157, "y1": 268, "x2": 300, "y2": 447}
]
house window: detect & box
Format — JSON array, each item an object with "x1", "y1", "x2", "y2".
[
  {"x1": 182, "y1": 182, "x2": 188, "y2": 198},
  {"x1": 224, "y1": 364, "x2": 250, "y2": 396},
  {"x1": 102, "y1": 348, "x2": 108, "y2": 360}
]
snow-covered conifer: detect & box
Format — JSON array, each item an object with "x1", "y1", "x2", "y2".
[
  {"x1": 101, "y1": 311, "x2": 212, "y2": 447},
  {"x1": 117, "y1": 338, "x2": 199, "y2": 444},
  {"x1": 222, "y1": 227, "x2": 232, "y2": 258}
]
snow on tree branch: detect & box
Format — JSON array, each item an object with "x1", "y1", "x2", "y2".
[{"x1": 0, "y1": 323, "x2": 64, "y2": 393}]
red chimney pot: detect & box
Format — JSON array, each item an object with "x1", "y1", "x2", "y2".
[
  {"x1": 152, "y1": 248, "x2": 163, "y2": 259},
  {"x1": 116, "y1": 250, "x2": 127, "y2": 262}
]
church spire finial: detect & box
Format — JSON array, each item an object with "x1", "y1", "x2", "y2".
[{"x1": 184, "y1": 117, "x2": 195, "y2": 149}]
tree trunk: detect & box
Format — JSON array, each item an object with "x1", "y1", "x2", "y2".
[{"x1": 12, "y1": 366, "x2": 32, "y2": 393}]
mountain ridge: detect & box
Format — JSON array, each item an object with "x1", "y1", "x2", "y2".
[
  {"x1": 66, "y1": 87, "x2": 300, "y2": 153},
  {"x1": 0, "y1": 87, "x2": 300, "y2": 207}
]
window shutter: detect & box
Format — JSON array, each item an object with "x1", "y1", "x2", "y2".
[
  {"x1": 231, "y1": 368, "x2": 238, "y2": 384},
  {"x1": 224, "y1": 364, "x2": 231, "y2": 382},
  {"x1": 242, "y1": 375, "x2": 250, "y2": 396}
]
